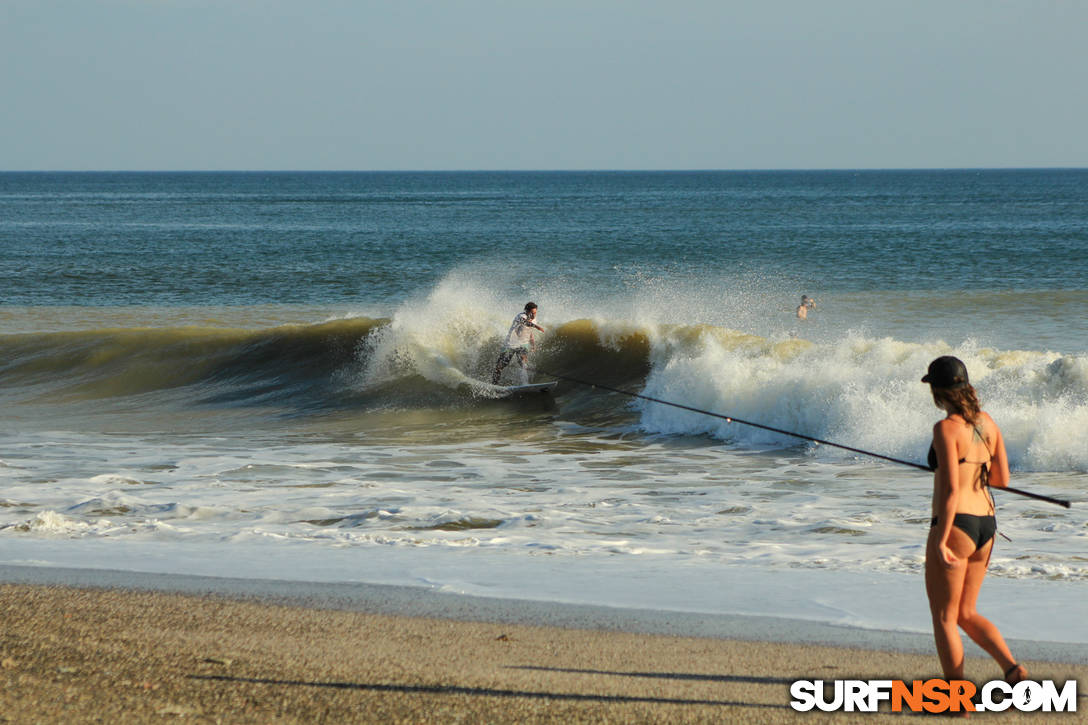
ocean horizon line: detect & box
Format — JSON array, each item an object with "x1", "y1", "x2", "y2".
[{"x1": 3, "y1": 166, "x2": 1087, "y2": 175}]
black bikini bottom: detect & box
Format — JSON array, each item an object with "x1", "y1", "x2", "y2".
[{"x1": 930, "y1": 513, "x2": 997, "y2": 551}]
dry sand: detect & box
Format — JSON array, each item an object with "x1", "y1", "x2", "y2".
[{"x1": 1, "y1": 584, "x2": 1084, "y2": 724}]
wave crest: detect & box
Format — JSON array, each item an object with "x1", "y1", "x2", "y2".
[{"x1": 2, "y1": 309, "x2": 1084, "y2": 472}]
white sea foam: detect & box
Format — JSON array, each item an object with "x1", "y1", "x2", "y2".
[
  {"x1": 344, "y1": 271, "x2": 1088, "y2": 470},
  {"x1": 634, "y1": 326, "x2": 1088, "y2": 473},
  {"x1": 14, "y1": 510, "x2": 120, "y2": 537}
]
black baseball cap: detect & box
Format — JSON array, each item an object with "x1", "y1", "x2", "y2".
[{"x1": 922, "y1": 356, "x2": 970, "y2": 388}]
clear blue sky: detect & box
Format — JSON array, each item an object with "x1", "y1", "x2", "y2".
[{"x1": 3, "y1": 0, "x2": 1086, "y2": 170}]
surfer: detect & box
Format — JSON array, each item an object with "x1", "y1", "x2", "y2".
[
  {"x1": 796, "y1": 295, "x2": 815, "y2": 319},
  {"x1": 491, "y1": 302, "x2": 545, "y2": 385},
  {"x1": 922, "y1": 356, "x2": 1026, "y2": 686}
]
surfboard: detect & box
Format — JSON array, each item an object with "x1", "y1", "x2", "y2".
[{"x1": 494, "y1": 381, "x2": 557, "y2": 398}]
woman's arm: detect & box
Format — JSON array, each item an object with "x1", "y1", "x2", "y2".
[
  {"x1": 932, "y1": 419, "x2": 961, "y2": 567},
  {"x1": 986, "y1": 414, "x2": 1011, "y2": 489}
]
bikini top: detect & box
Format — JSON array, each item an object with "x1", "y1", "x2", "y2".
[
  {"x1": 927, "y1": 445, "x2": 958, "y2": 472},
  {"x1": 927, "y1": 424, "x2": 992, "y2": 488}
]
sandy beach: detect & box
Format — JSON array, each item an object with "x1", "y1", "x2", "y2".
[{"x1": 1, "y1": 582, "x2": 1083, "y2": 724}]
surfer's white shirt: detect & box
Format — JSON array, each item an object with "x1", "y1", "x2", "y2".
[{"x1": 504, "y1": 312, "x2": 538, "y2": 348}]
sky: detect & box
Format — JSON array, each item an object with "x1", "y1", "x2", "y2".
[{"x1": 2, "y1": 0, "x2": 1087, "y2": 171}]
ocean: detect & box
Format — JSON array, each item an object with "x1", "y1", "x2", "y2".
[{"x1": 2, "y1": 170, "x2": 1086, "y2": 651}]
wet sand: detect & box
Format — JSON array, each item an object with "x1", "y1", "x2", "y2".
[{"x1": 2, "y1": 583, "x2": 1084, "y2": 723}]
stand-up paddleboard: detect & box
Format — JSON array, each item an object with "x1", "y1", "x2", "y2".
[{"x1": 494, "y1": 381, "x2": 557, "y2": 398}]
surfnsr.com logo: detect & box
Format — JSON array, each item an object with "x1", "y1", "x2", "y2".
[{"x1": 790, "y1": 679, "x2": 1078, "y2": 713}]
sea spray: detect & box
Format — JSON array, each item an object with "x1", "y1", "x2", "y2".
[{"x1": 635, "y1": 328, "x2": 1088, "y2": 473}]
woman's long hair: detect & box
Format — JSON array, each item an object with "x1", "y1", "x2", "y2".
[{"x1": 931, "y1": 384, "x2": 982, "y2": 426}]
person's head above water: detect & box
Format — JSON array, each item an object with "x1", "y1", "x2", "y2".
[
  {"x1": 524, "y1": 301, "x2": 538, "y2": 315},
  {"x1": 922, "y1": 355, "x2": 970, "y2": 389},
  {"x1": 923, "y1": 356, "x2": 980, "y2": 423}
]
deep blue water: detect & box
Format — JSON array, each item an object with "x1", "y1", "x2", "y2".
[{"x1": 1, "y1": 170, "x2": 1086, "y2": 308}]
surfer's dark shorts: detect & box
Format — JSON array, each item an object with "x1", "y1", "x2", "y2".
[{"x1": 497, "y1": 346, "x2": 529, "y2": 368}]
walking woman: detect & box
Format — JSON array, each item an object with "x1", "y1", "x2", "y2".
[{"x1": 922, "y1": 356, "x2": 1027, "y2": 684}]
